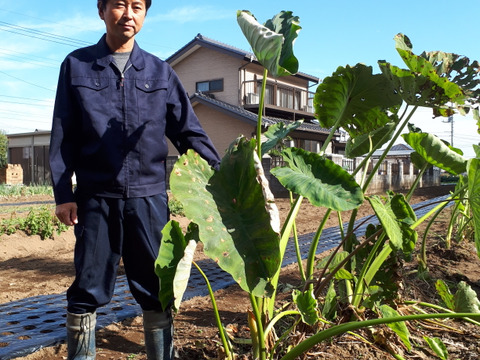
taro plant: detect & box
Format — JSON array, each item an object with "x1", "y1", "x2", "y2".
[{"x1": 155, "y1": 10, "x2": 480, "y2": 360}]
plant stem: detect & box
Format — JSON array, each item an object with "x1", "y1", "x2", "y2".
[
  {"x1": 351, "y1": 232, "x2": 388, "y2": 307},
  {"x1": 405, "y1": 162, "x2": 428, "y2": 202},
  {"x1": 306, "y1": 208, "x2": 332, "y2": 279},
  {"x1": 279, "y1": 313, "x2": 480, "y2": 360},
  {"x1": 256, "y1": 68, "x2": 269, "y2": 159},
  {"x1": 250, "y1": 294, "x2": 267, "y2": 360},
  {"x1": 268, "y1": 195, "x2": 304, "y2": 316},
  {"x1": 289, "y1": 192, "x2": 306, "y2": 282},
  {"x1": 361, "y1": 105, "x2": 418, "y2": 194},
  {"x1": 263, "y1": 310, "x2": 300, "y2": 342},
  {"x1": 404, "y1": 300, "x2": 480, "y2": 326},
  {"x1": 193, "y1": 261, "x2": 233, "y2": 359}
]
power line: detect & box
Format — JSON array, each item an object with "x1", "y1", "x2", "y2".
[
  {"x1": 0, "y1": 20, "x2": 92, "y2": 48},
  {"x1": 0, "y1": 8, "x2": 100, "y2": 38},
  {"x1": 0, "y1": 50, "x2": 59, "y2": 70},
  {"x1": 0, "y1": 47, "x2": 60, "y2": 65},
  {"x1": 0, "y1": 110, "x2": 50, "y2": 120},
  {"x1": 0, "y1": 99, "x2": 53, "y2": 107},
  {"x1": 0, "y1": 94, "x2": 53, "y2": 104},
  {"x1": 0, "y1": 70, "x2": 55, "y2": 92},
  {"x1": 0, "y1": 116, "x2": 50, "y2": 124}
]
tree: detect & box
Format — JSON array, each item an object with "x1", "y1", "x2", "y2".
[{"x1": 0, "y1": 131, "x2": 9, "y2": 168}]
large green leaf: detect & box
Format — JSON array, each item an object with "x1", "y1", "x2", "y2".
[
  {"x1": 155, "y1": 220, "x2": 198, "y2": 310},
  {"x1": 345, "y1": 122, "x2": 396, "y2": 158},
  {"x1": 264, "y1": 11, "x2": 301, "y2": 75},
  {"x1": 261, "y1": 120, "x2": 303, "y2": 157},
  {"x1": 313, "y1": 64, "x2": 401, "y2": 137},
  {"x1": 416, "y1": 37, "x2": 480, "y2": 108},
  {"x1": 237, "y1": 10, "x2": 300, "y2": 77},
  {"x1": 271, "y1": 147, "x2": 364, "y2": 211},
  {"x1": 169, "y1": 138, "x2": 281, "y2": 297},
  {"x1": 410, "y1": 151, "x2": 432, "y2": 170},
  {"x1": 368, "y1": 194, "x2": 417, "y2": 253},
  {"x1": 468, "y1": 158, "x2": 480, "y2": 257},
  {"x1": 378, "y1": 34, "x2": 466, "y2": 114},
  {"x1": 402, "y1": 132, "x2": 467, "y2": 175},
  {"x1": 379, "y1": 62, "x2": 454, "y2": 114}
]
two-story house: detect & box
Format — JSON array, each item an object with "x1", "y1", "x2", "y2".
[{"x1": 166, "y1": 34, "x2": 346, "y2": 157}]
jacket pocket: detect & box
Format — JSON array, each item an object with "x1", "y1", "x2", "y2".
[
  {"x1": 71, "y1": 76, "x2": 109, "y2": 91},
  {"x1": 135, "y1": 79, "x2": 168, "y2": 93},
  {"x1": 134, "y1": 79, "x2": 169, "y2": 121}
]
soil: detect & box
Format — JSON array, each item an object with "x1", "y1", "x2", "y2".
[{"x1": 1, "y1": 185, "x2": 480, "y2": 360}]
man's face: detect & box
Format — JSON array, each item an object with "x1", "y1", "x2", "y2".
[{"x1": 99, "y1": 0, "x2": 147, "y2": 49}]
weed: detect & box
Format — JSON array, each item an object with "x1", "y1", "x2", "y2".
[
  {"x1": 0, "y1": 207, "x2": 68, "y2": 240},
  {"x1": 168, "y1": 193, "x2": 185, "y2": 217},
  {"x1": 0, "y1": 184, "x2": 53, "y2": 198}
]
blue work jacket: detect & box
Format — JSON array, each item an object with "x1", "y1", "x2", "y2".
[{"x1": 50, "y1": 35, "x2": 220, "y2": 205}]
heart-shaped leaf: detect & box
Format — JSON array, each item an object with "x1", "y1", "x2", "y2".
[
  {"x1": 314, "y1": 64, "x2": 401, "y2": 137},
  {"x1": 261, "y1": 120, "x2": 303, "y2": 156},
  {"x1": 170, "y1": 138, "x2": 281, "y2": 297},
  {"x1": 402, "y1": 132, "x2": 467, "y2": 174},
  {"x1": 237, "y1": 10, "x2": 300, "y2": 77},
  {"x1": 271, "y1": 148, "x2": 364, "y2": 211}
]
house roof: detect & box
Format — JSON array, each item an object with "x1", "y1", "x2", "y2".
[
  {"x1": 167, "y1": 33, "x2": 320, "y2": 83},
  {"x1": 373, "y1": 143, "x2": 414, "y2": 157},
  {"x1": 7, "y1": 130, "x2": 51, "y2": 138},
  {"x1": 190, "y1": 92, "x2": 331, "y2": 135}
]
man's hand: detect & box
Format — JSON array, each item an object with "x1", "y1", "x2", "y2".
[{"x1": 55, "y1": 202, "x2": 78, "y2": 226}]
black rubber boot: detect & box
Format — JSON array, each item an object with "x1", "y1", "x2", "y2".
[
  {"x1": 143, "y1": 309, "x2": 174, "y2": 360},
  {"x1": 66, "y1": 312, "x2": 96, "y2": 360}
]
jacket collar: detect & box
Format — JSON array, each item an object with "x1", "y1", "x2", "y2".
[{"x1": 95, "y1": 34, "x2": 146, "y2": 71}]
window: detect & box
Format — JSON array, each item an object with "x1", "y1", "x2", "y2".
[
  {"x1": 294, "y1": 139, "x2": 321, "y2": 153},
  {"x1": 196, "y1": 79, "x2": 224, "y2": 93}
]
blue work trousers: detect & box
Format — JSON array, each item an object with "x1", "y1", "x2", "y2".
[{"x1": 67, "y1": 193, "x2": 168, "y2": 314}]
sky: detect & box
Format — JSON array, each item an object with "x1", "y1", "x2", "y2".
[{"x1": 0, "y1": 0, "x2": 478, "y2": 158}]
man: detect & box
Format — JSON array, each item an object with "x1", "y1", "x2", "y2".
[{"x1": 49, "y1": 0, "x2": 220, "y2": 359}]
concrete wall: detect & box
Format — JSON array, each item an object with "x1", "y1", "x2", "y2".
[{"x1": 326, "y1": 154, "x2": 441, "y2": 195}]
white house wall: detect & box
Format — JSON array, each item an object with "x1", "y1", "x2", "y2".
[{"x1": 8, "y1": 133, "x2": 50, "y2": 148}]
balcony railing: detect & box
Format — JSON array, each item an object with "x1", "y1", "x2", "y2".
[{"x1": 241, "y1": 80, "x2": 315, "y2": 116}]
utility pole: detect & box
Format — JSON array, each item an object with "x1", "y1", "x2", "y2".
[{"x1": 444, "y1": 115, "x2": 454, "y2": 146}]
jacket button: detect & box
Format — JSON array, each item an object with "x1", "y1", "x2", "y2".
[
  {"x1": 95, "y1": 81, "x2": 100, "y2": 87},
  {"x1": 145, "y1": 83, "x2": 150, "y2": 89}
]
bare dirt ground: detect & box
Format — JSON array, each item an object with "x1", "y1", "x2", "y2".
[{"x1": 1, "y1": 185, "x2": 480, "y2": 359}]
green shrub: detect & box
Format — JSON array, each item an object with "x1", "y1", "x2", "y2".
[
  {"x1": 0, "y1": 184, "x2": 53, "y2": 197},
  {"x1": 440, "y1": 174, "x2": 459, "y2": 184},
  {"x1": 0, "y1": 207, "x2": 68, "y2": 240},
  {"x1": 168, "y1": 193, "x2": 185, "y2": 217}
]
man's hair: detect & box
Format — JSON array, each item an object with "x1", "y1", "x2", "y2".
[{"x1": 97, "y1": 0, "x2": 151, "y2": 11}]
